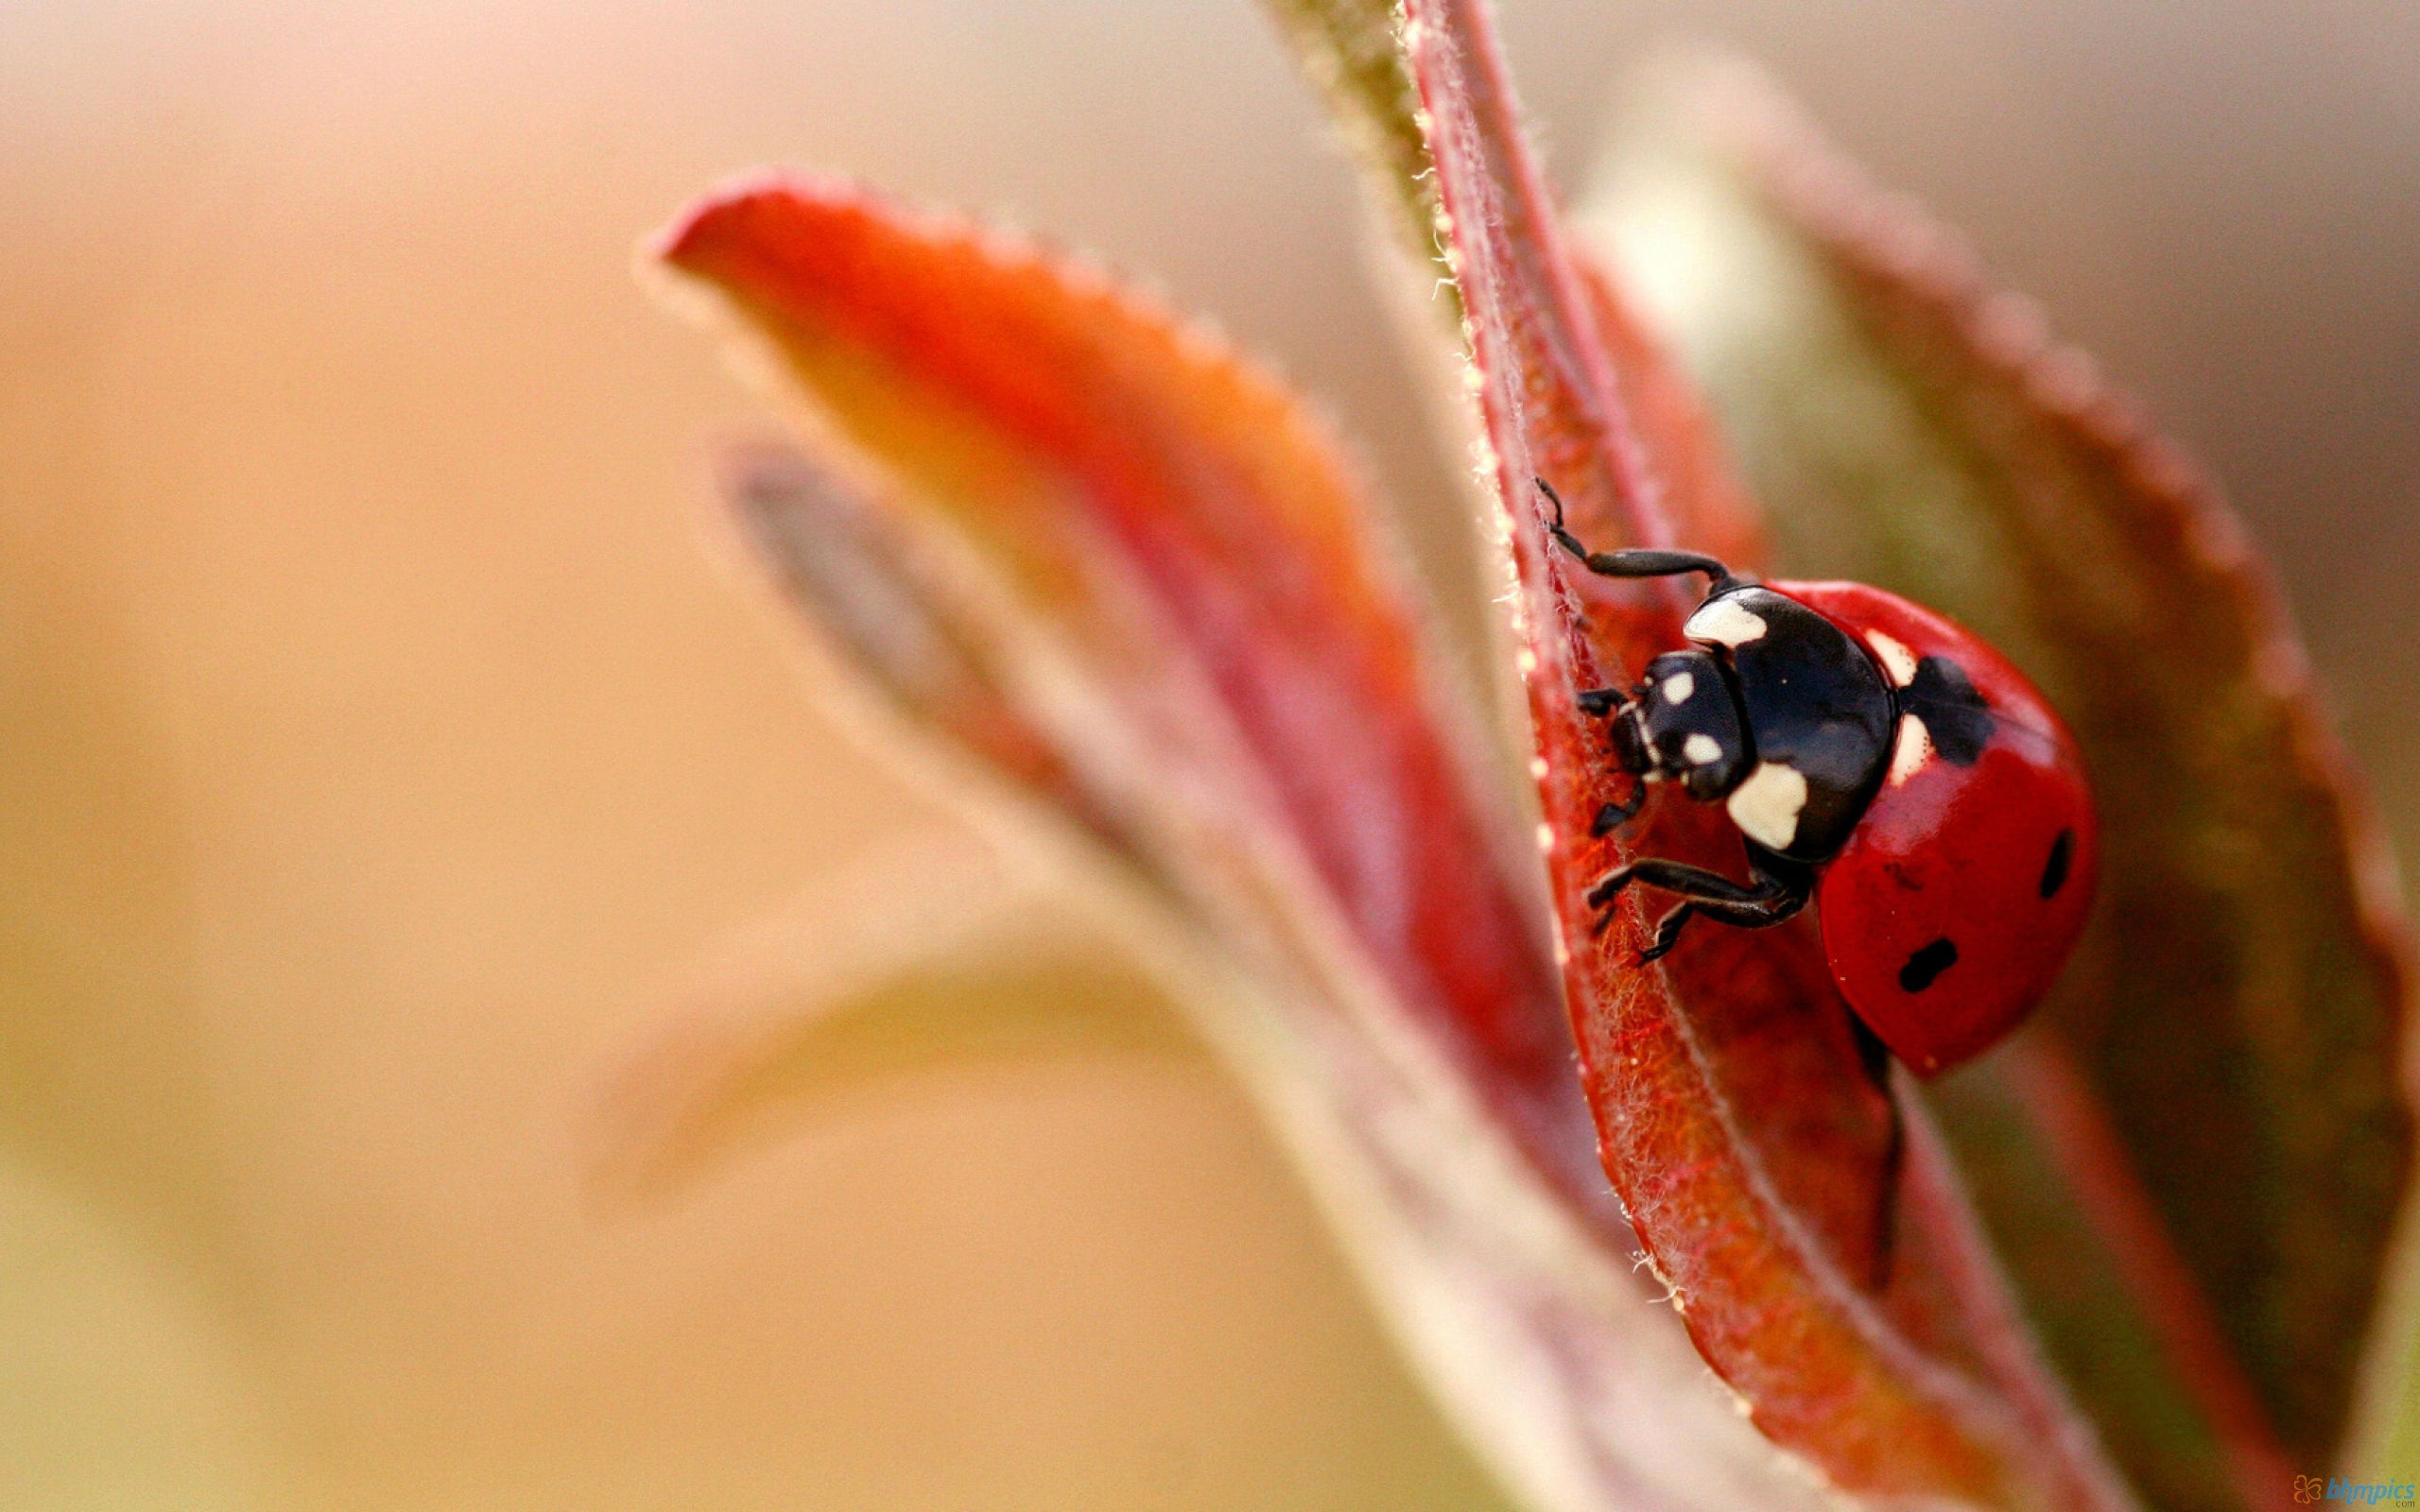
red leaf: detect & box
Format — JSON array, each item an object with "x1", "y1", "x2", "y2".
[
  {"x1": 1576, "y1": 64, "x2": 2414, "y2": 1503},
  {"x1": 1399, "y1": 1, "x2": 2134, "y2": 1503},
  {"x1": 1767, "y1": 134, "x2": 2411, "y2": 1469},
  {"x1": 658, "y1": 180, "x2": 1622, "y2": 1213},
  {"x1": 656, "y1": 175, "x2": 1890, "y2": 1510}
]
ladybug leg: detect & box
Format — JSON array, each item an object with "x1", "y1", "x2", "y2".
[
  {"x1": 1590, "y1": 782, "x2": 1648, "y2": 837},
  {"x1": 1582, "y1": 679, "x2": 1653, "y2": 838},
  {"x1": 1579, "y1": 676, "x2": 1653, "y2": 833},
  {"x1": 1847, "y1": 1015, "x2": 1906, "y2": 1289},
  {"x1": 1537, "y1": 479, "x2": 1732, "y2": 587},
  {"x1": 1584, "y1": 856, "x2": 1811, "y2": 959},
  {"x1": 1642, "y1": 890, "x2": 1807, "y2": 962},
  {"x1": 1641, "y1": 902, "x2": 1697, "y2": 962},
  {"x1": 1589, "y1": 857, "x2": 1803, "y2": 912}
]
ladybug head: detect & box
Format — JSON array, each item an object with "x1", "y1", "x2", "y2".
[{"x1": 1610, "y1": 649, "x2": 1752, "y2": 802}]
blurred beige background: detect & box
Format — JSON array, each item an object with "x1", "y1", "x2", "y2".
[{"x1": 1, "y1": 1, "x2": 2413, "y2": 1507}]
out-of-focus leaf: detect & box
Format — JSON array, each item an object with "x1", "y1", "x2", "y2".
[
  {"x1": 1583, "y1": 55, "x2": 2414, "y2": 1504},
  {"x1": 590, "y1": 826, "x2": 1196, "y2": 1202},
  {"x1": 656, "y1": 178, "x2": 1597, "y2": 1209},
  {"x1": 1257, "y1": 0, "x2": 1440, "y2": 288},
  {"x1": 1927, "y1": 1036, "x2": 2298, "y2": 1511},
  {"x1": 1399, "y1": 2, "x2": 2133, "y2": 1505},
  {"x1": 717, "y1": 441, "x2": 1127, "y2": 849},
  {"x1": 652, "y1": 180, "x2": 1849, "y2": 1511},
  {"x1": 1568, "y1": 261, "x2": 1771, "y2": 581}
]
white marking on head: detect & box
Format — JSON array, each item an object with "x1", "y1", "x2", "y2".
[
  {"x1": 1888, "y1": 713, "x2": 1934, "y2": 786},
  {"x1": 1684, "y1": 597, "x2": 1768, "y2": 647},
  {"x1": 1682, "y1": 732, "x2": 1722, "y2": 766},
  {"x1": 1660, "y1": 671, "x2": 1696, "y2": 704},
  {"x1": 1725, "y1": 762, "x2": 1808, "y2": 851},
  {"x1": 1865, "y1": 628, "x2": 1920, "y2": 688}
]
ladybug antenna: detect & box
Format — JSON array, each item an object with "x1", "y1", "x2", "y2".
[{"x1": 1532, "y1": 478, "x2": 1734, "y2": 590}]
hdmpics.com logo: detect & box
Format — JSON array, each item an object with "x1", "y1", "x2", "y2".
[{"x1": 2294, "y1": 1474, "x2": 2418, "y2": 1507}]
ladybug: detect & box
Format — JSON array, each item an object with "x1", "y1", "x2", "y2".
[{"x1": 1540, "y1": 481, "x2": 2098, "y2": 1076}]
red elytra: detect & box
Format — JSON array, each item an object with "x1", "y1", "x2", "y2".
[{"x1": 1783, "y1": 582, "x2": 2100, "y2": 1076}]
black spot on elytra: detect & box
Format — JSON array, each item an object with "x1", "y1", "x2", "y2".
[
  {"x1": 2040, "y1": 828, "x2": 2075, "y2": 899},
  {"x1": 1901, "y1": 657, "x2": 1994, "y2": 765},
  {"x1": 1899, "y1": 936, "x2": 1959, "y2": 993}
]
